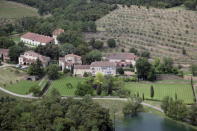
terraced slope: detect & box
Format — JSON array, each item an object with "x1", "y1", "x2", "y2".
[
  {"x1": 93, "y1": 5, "x2": 197, "y2": 64},
  {"x1": 0, "y1": 0, "x2": 39, "y2": 25}
]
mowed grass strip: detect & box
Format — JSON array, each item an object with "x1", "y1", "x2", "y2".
[
  {"x1": 0, "y1": 0, "x2": 39, "y2": 19},
  {"x1": 5, "y1": 80, "x2": 39, "y2": 95},
  {"x1": 124, "y1": 82, "x2": 194, "y2": 104},
  {"x1": 0, "y1": 67, "x2": 26, "y2": 86},
  {"x1": 49, "y1": 77, "x2": 86, "y2": 96}
]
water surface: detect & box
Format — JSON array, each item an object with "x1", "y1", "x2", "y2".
[{"x1": 116, "y1": 113, "x2": 196, "y2": 131}]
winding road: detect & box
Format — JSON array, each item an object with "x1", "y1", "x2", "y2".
[{"x1": 0, "y1": 87, "x2": 163, "y2": 112}]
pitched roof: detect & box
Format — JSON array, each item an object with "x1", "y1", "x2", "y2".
[
  {"x1": 24, "y1": 51, "x2": 50, "y2": 62},
  {"x1": 21, "y1": 32, "x2": 54, "y2": 44},
  {"x1": 106, "y1": 53, "x2": 137, "y2": 60},
  {"x1": 65, "y1": 54, "x2": 81, "y2": 58},
  {"x1": 52, "y1": 29, "x2": 64, "y2": 36},
  {"x1": 74, "y1": 65, "x2": 90, "y2": 69},
  {"x1": 0, "y1": 48, "x2": 9, "y2": 55},
  {"x1": 91, "y1": 61, "x2": 116, "y2": 67}
]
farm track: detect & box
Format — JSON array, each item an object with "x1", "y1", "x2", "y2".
[{"x1": 0, "y1": 86, "x2": 163, "y2": 112}]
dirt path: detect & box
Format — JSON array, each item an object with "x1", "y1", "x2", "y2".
[{"x1": 0, "y1": 87, "x2": 163, "y2": 112}]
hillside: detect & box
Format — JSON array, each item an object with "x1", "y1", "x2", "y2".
[
  {"x1": 0, "y1": 0, "x2": 39, "y2": 25},
  {"x1": 87, "y1": 5, "x2": 197, "y2": 64}
]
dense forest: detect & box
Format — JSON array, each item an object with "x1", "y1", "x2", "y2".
[{"x1": 0, "y1": 90, "x2": 113, "y2": 131}]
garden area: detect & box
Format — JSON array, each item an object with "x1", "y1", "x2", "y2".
[
  {"x1": 48, "y1": 76, "x2": 86, "y2": 96},
  {"x1": 0, "y1": 67, "x2": 39, "y2": 95},
  {"x1": 124, "y1": 80, "x2": 195, "y2": 104}
]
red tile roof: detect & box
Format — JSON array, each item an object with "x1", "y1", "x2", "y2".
[
  {"x1": 24, "y1": 51, "x2": 50, "y2": 62},
  {"x1": 21, "y1": 32, "x2": 54, "y2": 44},
  {"x1": 65, "y1": 54, "x2": 81, "y2": 58},
  {"x1": 0, "y1": 49, "x2": 9, "y2": 55},
  {"x1": 52, "y1": 29, "x2": 64, "y2": 36},
  {"x1": 106, "y1": 53, "x2": 137, "y2": 60},
  {"x1": 74, "y1": 65, "x2": 90, "y2": 69},
  {"x1": 91, "y1": 61, "x2": 116, "y2": 67}
]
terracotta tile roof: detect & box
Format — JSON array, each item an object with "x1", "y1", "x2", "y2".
[
  {"x1": 91, "y1": 61, "x2": 116, "y2": 67},
  {"x1": 52, "y1": 29, "x2": 64, "y2": 36},
  {"x1": 74, "y1": 65, "x2": 90, "y2": 69},
  {"x1": 65, "y1": 54, "x2": 81, "y2": 58},
  {"x1": 0, "y1": 48, "x2": 9, "y2": 55},
  {"x1": 106, "y1": 53, "x2": 137, "y2": 60},
  {"x1": 21, "y1": 32, "x2": 54, "y2": 44},
  {"x1": 23, "y1": 51, "x2": 50, "y2": 62}
]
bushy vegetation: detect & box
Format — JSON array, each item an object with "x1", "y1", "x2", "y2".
[
  {"x1": 0, "y1": 91, "x2": 113, "y2": 130},
  {"x1": 123, "y1": 96, "x2": 143, "y2": 117},
  {"x1": 161, "y1": 97, "x2": 197, "y2": 126}
]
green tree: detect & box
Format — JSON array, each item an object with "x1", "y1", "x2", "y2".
[
  {"x1": 129, "y1": 48, "x2": 138, "y2": 55},
  {"x1": 9, "y1": 44, "x2": 25, "y2": 63},
  {"x1": 0, "y1": 37, "x2": 15, "y2": 48},
  {"x1": 85, "y1": 50, "x2": 102, "y2": 64},
  {"x1": 92, "y1": 40, "x2": 103, "y2": 49},
  {"x1": 94, "y1": 73, "x2": 105, "y2": 95},
  {"x1": 75, "y1": 82, "x2": 93, "y2": 96},
  {"x1": 46, "y1": 64, "x2": 59, "y2": 80},
  {"x1": 161, "y1": 97, "x2": 188, "y2": 121},
  {"x1": 28, "y1": 59, "x2": 44, "y2": 77},
  {"x1": 107, "y1": 38, "x2": 116, "y2": 48},
  {"x1": 150, "y1": 85, "x2": 154, "y2": 98},
  {"x1": 116, "y1": 67, "x2": 124, "y2": 75},
  {"x1": 123, "y1": 96, "x2": 143, "y2": 117},
  {"x1": 188, "y1": 104, "x2": 197, "y2": 126},
  {"x1": 136, "y1": 58, "x2": 151, "y2": 80}
]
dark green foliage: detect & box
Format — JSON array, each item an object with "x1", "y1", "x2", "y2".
[
  {"x1": 117, "y1": 68, "x2": 124, "y2": 75},
  {"x1": 8, "y1": 43, "x2": 25, "y2": 63},
  {"x1": 0, "y1": 92, "x2": 113, "y2": 130},
  {"x1": 75, "y1": 82, "x2": 94, "y2": 96},
  {"x1": 141, "y1": 51, "x2": 150, "y2": 58},
  {"x1": 129, "y1": 48, "x2": 138, "y2": 55},
  {"x1": 150, "y1": 85, "x2": 154, "y2": 98},
  {"x1": 0, "y1": 37, "x2": 15, "y2": 48},
  {"x1": 136, "y1": 58, "x2": 152, "y2": 80},
  {"x1": 188, "y1": 104, "x2": 197, "y2": 126},
  {"x1": 35, "y1": 44, "x2": 59, "y2": 60},
  {"x1": 182, "y1": 47, "x2": 186, "y2": 55},
  {"x1": 85, "y1": 50, "x2": 102, "y2": 64},
  {"x1": 57, "y1": 31, "x2": 83, "y2": 46},
  {"x1": 28, "y1": 59, "x2": 44, "y2": 77},
  {"x1": 184, "y1": 0, "x2": 197, "y2": 10},
  {"x1": 29, "y1": 85, "x2": 41, "y2": 96},
  {"x1": 46, "y1": 64, "x2": 59, "y2": 80},
  {"x1": 59, "y1": 43, "x2": 76, "y2": 56},
  {"x1": 123, "y1": 96, "x2": 143, "y2": 117},
  {"x1": 89, "y1": 39, "x2": 104, "y2": 49},
  {"x1": 107, "y1": 38, "x2": 116, "y2": 48},
  {"x1": 161, "y1": 97, "x2": 187, "y2": 121},
  {"x1": 190, "y1": 64, "x2": 197, "y2": 76}
]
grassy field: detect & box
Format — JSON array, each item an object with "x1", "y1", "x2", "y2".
[
  {"x1": 0, "y1": 67, "x2": 27, "y2": 86},
  {"x1": 124, "y1": 80, "x2": 194, "y2": 104},
  {"x1": 0, "y1": 0, "x2": 39, "y2": 19},
  {"x1": 0, "y1": 67, "x2": 40, "y2": 95},
  {"x1": 48, "y1": 76, "x2": 86, "y2": 96},
  {"x1": 4, "y1": 80, "x2": 39, "y2": 95},
  {"x1": 91, "y1": 5, "x2": 197, "y2": 64}
]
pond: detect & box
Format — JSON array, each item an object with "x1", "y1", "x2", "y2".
[{"x1": 116, "y1": 113, "x2": 196, "y2": 131}]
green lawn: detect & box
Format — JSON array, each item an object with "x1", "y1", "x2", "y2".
[
  {"x1": 48, "y1": 76, "x2": 86, "y2": 96},
  {"x1": 124, "y1": 81, "x2": 194, "y2": 104},
  {"x1": 0, "y1": 0, "x2": 39, "y2": 19},
  {"x1": 0, "y1": 67, "x2": 27, "y2": 86},
  {"x1": 5, "y1": 80, "x2": 39, "y2": 95}
]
